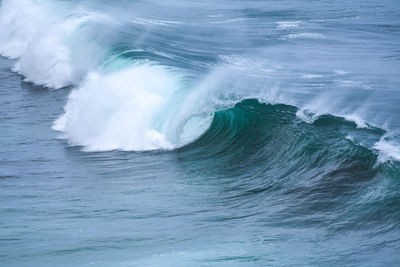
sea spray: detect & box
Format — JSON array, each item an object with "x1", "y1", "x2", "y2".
[
  {"x1": 0, "y1": 0, "x2": 110, "y2": 88},
  {"x1": 53, "y1": 64, "x2": 180, "y2": 151}
]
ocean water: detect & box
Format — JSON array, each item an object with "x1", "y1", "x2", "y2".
[{"x1": 0, "y1": 0, "x2": 400, "y2": 266}]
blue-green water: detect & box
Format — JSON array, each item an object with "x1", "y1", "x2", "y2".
[{"x1": 0, "y1": 0, "x2": 400, "y2": 266}]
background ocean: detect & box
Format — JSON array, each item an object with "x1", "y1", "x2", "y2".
[{"x1": 1, "y1": 0, "x2": 400, "y2": 265}]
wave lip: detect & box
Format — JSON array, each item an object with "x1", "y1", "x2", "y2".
[{"x1": 373, "y1": 136, "x2": 400, "y2": 162}]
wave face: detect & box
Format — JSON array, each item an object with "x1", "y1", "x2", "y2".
[
  {"x1": 179, "y1": 98, "x2": 400, "y2": 234},
  {"x1": 1, "y1": 0, "x2": 400, "y2": 155},
  {"x1": 180, "y1": 99, "x2": 400, "y2": 197},
  {"x1": 1, "y1": 0, "x2": 400, "y2": 265}
]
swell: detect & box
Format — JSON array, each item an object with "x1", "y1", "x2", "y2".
[
  {"x1": 1, "y1": 0, "x2": 400, "y2": 160},
  {"x1": 0, "y1": 0, "x2": 213, "y2": 150},
  {"x1": 177, "y1": 99, "x2": 400, "y2": 232},
  {"x1": 1, "y1": 0, "x2": 399, "y2": 264},
  {"x1": 180, "y1": 99, "x2": 397, "y2": 166}
]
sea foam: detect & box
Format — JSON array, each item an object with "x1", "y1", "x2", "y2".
[
  {"x1": 374, "y1": 136, "x2": 400, "y2": 163},
  {"x1": 0, "y1": 0, "x2": 109, "y2": 88},
  {"x1": 53, "y1": 64, "x2": 181, "y2": 151}
]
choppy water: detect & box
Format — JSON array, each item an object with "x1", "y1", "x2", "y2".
[{"x1": 0, "y1": 0, "x2": 400, "y2": 266}]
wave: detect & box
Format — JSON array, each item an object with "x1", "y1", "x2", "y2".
[
  {"x1": 1, "y1": 1, "x2": 400, "y2": 265},
  {"x1": 53, "y1": 60, "x2": 212, "y2": 151},
  {"x1": 178, "y1": 99, "x2": 400, "y2": 181},
  {"x1": 0, "y1": 0, "x2": 110, "y2": 88},
  {"x1": 1, "y1": 0, "x2": 400, "y2": 165},
  {"x1": 175, "y1": 100, "x2": 400, "y2": 242},
  {"x1": 0, "y1": 0, "x2": 213, "y2": 151}
]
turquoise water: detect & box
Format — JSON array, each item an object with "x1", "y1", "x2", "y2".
[{"x1": 1, "y1": 0, "x2": 400, "y2": 266}]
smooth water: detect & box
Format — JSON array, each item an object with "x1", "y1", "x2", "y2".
[{"x1": 0, "y1": 0, "x2": 400, "y2": 266}]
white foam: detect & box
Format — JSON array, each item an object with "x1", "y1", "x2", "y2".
[
  {"x1": 0, "y1": 0, "x2": 46, "y2": 58},
  {"x1": 296, "y1": 109, "x2": 316, "y2": 124},
  {"x1": 345, "y1": 135, "x2": 355, "y2": 142},
  {"x1": 301, "y1": 74, "x2": 323, "y2": 79},
  {"x1": 295, "y1": 93, "x2": 340, "y2": 124},
  {"x1": 336, "y1": 80, "x2": 361, "y2": 87},
  {"x1": 0, "y1": 0, "x2": 110, "y2": 88},
  {"x1": 277, "y1": 21, "x2": 301, "y2": 29},
  {"x1": 334, "y1": 70, "x2": 349, "y2": 75},
  {"x1": 13, "y1": 23, "x2": 75, "y2": 88},
  {"x1": 283, "y1": 33, "x2": 325, "y2": 39},
  {"x1": 343, "y1": 115, "x2": 369, "y2": 129},
  {"x1": 373, "y1": 137, "x2": 400, "y2": 163},
  {"x1": 53, "y1": 64, "x2": 182, "y2": 151},
  {"x1": 1, "y1": 0, "x2": 213, "y2": 151}
]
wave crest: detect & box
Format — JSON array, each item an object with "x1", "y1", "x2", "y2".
[
  {"x1": 53, "y1": 63, "x2": 184, "y2": 151},
  {"x1": 0, "y1": 0, "x2": 109, "y2": 88}
]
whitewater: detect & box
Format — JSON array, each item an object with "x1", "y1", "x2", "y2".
[{"x1": 0, "y1": 0, "x2": 399, "y2": 266}]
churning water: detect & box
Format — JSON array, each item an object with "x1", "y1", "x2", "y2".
[{"x1": 0, "y1": 0, "x2": 400, "y2": 265}]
